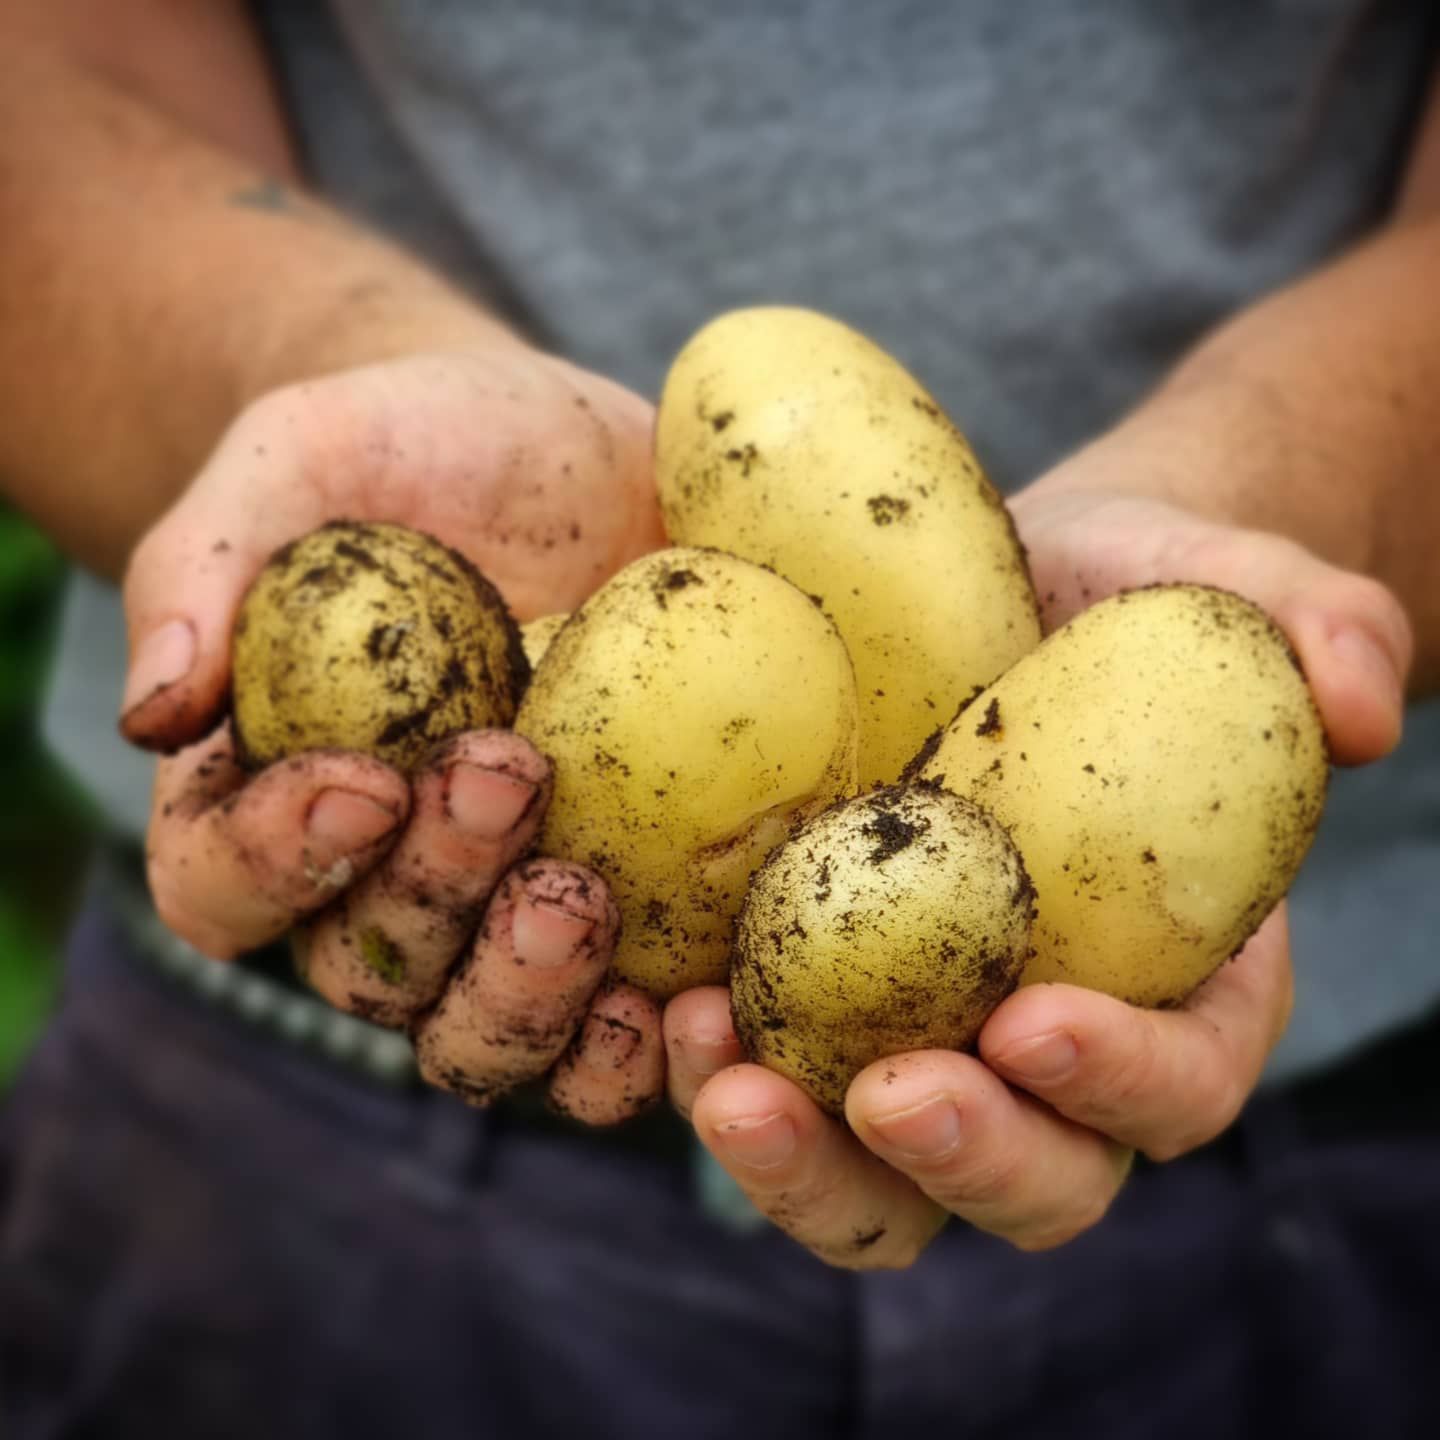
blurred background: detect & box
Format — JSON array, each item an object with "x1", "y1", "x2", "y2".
[{"x1": 0, "y1": 503, "x2": 94, "y2": 1089}]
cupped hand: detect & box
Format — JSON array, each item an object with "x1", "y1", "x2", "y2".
[
  {"x1": 121, "y1": 344, "x2": 668, "y2": 1121},
  {"x1": 669, "y1": 486, "x2": 1412, "y2": 1266}
]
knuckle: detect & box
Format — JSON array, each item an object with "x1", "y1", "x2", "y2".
[
  {"x1": 1008, "y1": 1183, "x2": 1116, "y2": 1253},
  {"x1": 1144, "y1": 1083, "x2": 1239, "y2": 1161},
  {"x1": 930, "y1": 1143, "x2": 1029, "y2": 1211},
  {"x1": 1091, "y1": 1014, "x2": 1164, "y2": 1119},
  {"x1": 1162, "y1": 1056, "x2": 1246, "y2": 1159}
]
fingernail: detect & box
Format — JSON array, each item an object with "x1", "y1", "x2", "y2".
[
  {"x1": 445, "y1": 764, "x2": 538, "y2": 838},
  {"x1": 512, "y1": 895, "x2": 594, "y2": 967},
  {"x1": 1331, "y1": 626, "x2": 1403, "y2": 713},
  {"x1": 578, "y1": 1011, "x2": 642, "y2": 1069},
  {"x1": 868, "y1": 1096, "x2": 962, "y2": 1161},
  {"x1": 716, "y1": 1112, "x2": 795, "y2": 1171},
  {"x1": 121, "y1": 619, "x2": 195, "y2": 717},
  {"x1": 992, "y1": 1031, "x2": 1078, "y2": 1085},
  {"x1": 307, "y1": 789, "x2": 402, "y2": 850}
]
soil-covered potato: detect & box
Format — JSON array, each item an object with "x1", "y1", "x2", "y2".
[
  {"x1": 516, "y1": 547, "x2": 859, "y2": 997},
  {"x1": 732, "y1": 785, "x2": 1035, "y2": 1116},
  {"x1": 916, "y1": 584, "x2": 1329, "y2": 1007},
  {"x1": 656, "y1": 306, "x2": 1041, "y2": 786},
  {"x1": 232, "y1": 520, "x2": 527, "y2": 772}
]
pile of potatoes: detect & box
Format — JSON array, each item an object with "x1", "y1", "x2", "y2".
[{"x1": 233, "y1": 309, "x2": 1328, "y2": 1117}]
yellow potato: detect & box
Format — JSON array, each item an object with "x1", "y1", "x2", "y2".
[
  {"x1": 917, "y1": 585, "x2": 1328, "y2": 1006},
  {"x1": 733, "y1": 784, "x2": 1035, "y2": 1115},
  {"x1": 656, "y1": 306, "x2": 1041, "y2": 785},
  {"x1": 232, "y1": 521, "x2": 527, "y2": 772},
  {"x1": 516, "y1": 547, "x2": 859, "y2": 997},
  {"x1": 520, "y1": 613, "x2": 569, "y2": 669}
]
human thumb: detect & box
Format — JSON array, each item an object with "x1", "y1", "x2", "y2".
[{"x1": 118, "y1": 405, "x2": 331, "y2": 753}]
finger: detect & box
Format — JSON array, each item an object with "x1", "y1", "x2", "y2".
[
  {"x1": 118, "y1": 360, "x2": 666, "y2": 755},
  {"x1": 301, "y1": 732, "x2": 550, "y2": 1025},
  {"x1": 147, "y1": 724, "x2": 408, "y2": 959},
  {"x1": 846, "y1": 1051, "x2": 1133, "y2": 1252},
  {"x1": 663, "y1": 987, "x2": 745, "y2": 1119},
  {"x1": 120, "y1": 392, "x2": 337, "y2": 752},
  {"x1": 413, "y1": 860, "x2": 616, "y2": 1106},
  {"x1": 981, "y1": 907, "x2": 1293, "y2": 1161},
  {"x1": 691, "y1": 1064, "x2": 946, "y2": 1270},
  {"x1": 547, "y1": 984, "x2": 666, "y2": 1127},
  {"x1": 1012, "y1": 493, "x2": 1412, "y2": 765},
  {"x1": 1260, "y1": 565, "x2": 1412, "y2": 765}
]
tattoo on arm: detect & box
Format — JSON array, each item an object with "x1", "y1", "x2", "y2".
[{"x1": 229, "y1": 177, "x2": 304, "y2": 215}]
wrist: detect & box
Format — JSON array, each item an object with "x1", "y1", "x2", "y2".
[
  {"x1": 238, "y1": 264, "x2": 526, "y2": 407},
  {"x1": 1016, "y1": 344, "x2": 1386, "y2": 585}
]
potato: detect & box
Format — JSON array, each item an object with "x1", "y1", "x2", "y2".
[
  {"x1": 516, "y1": 547, "x2": 859, "y2": 997},
  {"x1": 916, "y1": 585, "x2": 1328, "y2": 1006},
  {"x1": 656, "y1": 306, "x2": 1041, "y2": 785},
  {"x1": 232, "y1": 520, "x2": 527, "y2": 772},
  {"x1": 520, "y1": 613, "x2": 569, "y2": 669},
  {"x1": 733, "y1": 784, "x2": 1035, "y2": 1115}
]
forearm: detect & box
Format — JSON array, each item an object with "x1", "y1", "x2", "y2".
[
  {"x1": 0, "y1": 38, "x2": 513, "y2": 577},
  {"x1": 1024, "y1": 215, "x2": 1440, "y2": 688}
]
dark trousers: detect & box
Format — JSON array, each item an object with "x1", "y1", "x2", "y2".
[{"x1": 3, "y1": 896, "x2": 1439, "y2": 1438}]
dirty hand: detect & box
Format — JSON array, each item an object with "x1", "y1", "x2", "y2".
[
  {"x1": 666, "y1": 488, "x2": 1411, "y2": 1266},
  {"x1": 121, "y1": 345, "x2": 668, "y2": 1121}
]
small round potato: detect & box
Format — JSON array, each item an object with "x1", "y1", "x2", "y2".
[
  {"x1": 232, "y1": 520, "x2": 528, "y2": 772},
  {"x1": 516, "y1": 547, "x2": 859, "y2": 997},
  {"x1": 733, "y1": 784, "x2": 1035, "y2": 1116},
  {"x1": 917, "y1": 584, "x2": 1329, "y2": 1006},
  {"x1": 656, "y1": 307, "x2": 1041, "y2": 786}
]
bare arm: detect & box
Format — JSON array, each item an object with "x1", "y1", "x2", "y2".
[
  {"x1": 0, "y1": 1, "x2": 667, "y2": 1123},
  {"x1": 0, "y1": 1, "x2": 512, "y2": 576},
  {"x1": 1021, "y1": 70, "x2": 1440, "y2": 691}
]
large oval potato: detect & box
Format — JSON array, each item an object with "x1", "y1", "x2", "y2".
[
  {"x1": 656, "y1": 307, "x2": 1041, "y2": 786},
  {"x1": 233, "y1": 520, "x2": 527, "y2": 772},
  {"x1": 733, "y1": 784, "x2": 1035, "y2": 1116},
  {"x1": 516, "y1": 547, "x2": 859, "y2": 997},
  {"x1": 916, "y1": 584, "x2": 1328, "y2": 1007}
]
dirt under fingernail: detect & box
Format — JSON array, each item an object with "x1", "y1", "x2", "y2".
[
  {"x1": 446, "y1": 763, "x2": 538, "y2": 838},
  {"x1": 512, "y1": 896, "x2": 595, "y2": 967},
  {"x1": 307, "y1": 788, "x2": 401, "y2": 849}
]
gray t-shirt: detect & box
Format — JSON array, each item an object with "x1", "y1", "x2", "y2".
[{"x1": 46, "y1": 0, "x2": 1440, "y2": 1080}]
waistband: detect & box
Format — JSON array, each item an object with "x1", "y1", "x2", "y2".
[
  {"x1": 88, "y1": 849, "x2": 1440, "y2": 1169},
  {"x1": 90, "y1": 851, "x2": 697, "y2": 1167}
]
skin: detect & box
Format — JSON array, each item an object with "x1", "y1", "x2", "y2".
[
  {"x1": 676, "y1": 497, "x2": 1404, "y2": 1264},
  {"x1": 0, "y1": 3, "x2": 1434, "y2": 1250},
  {"x1": 0, "y1": 3, "x2": 665, "y2": 1121}
]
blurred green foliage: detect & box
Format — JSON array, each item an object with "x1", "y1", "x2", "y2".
[{"x1": 0, "y1": 505, "x2": 95, "y2": 1086}]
